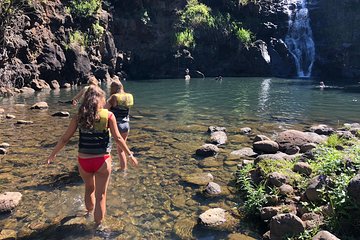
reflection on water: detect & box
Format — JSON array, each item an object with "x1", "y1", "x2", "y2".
[{"x1": 1, "y1": 77, "x2": 360, "y2": 239}]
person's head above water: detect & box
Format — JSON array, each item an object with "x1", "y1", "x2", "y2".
[
  {"x1": 110, "y1": 77, "x2": 124, "y2": 95},
  {"x1": 87, "y1": 76, "x2": 99, "y2": 86},
  {"x1": 320, "y1": 81, "x2": 325, "y2": 87}
]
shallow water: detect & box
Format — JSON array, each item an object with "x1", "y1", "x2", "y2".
[{"x1": 1, "y1": 77, "x2": 360, "y2": 239}]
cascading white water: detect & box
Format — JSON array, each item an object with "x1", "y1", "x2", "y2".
[{"x1": 284, "y1": 0, "x2": 315, "y2": 78}]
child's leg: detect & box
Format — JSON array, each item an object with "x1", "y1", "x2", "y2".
[
  {"x1": 94, "y1": 157, "x2": 112, "y2": 225},
  {"x1": 117, "y1": 131, "x2": 128, "y2": 170},
  {"x1": 78, "y1": 165, "x2": 95, "y2": 213}
]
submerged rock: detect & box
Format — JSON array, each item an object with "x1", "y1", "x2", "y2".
[
  {"x1": 52, "y1": 111, "x2": 70, "y2": 117},
  {"x1": 209, "y1": 131, "x2": 227, "y2": 145},
  {"x1": 239, "y1": 127, "x2": 252, "y2": 135},
  {"x1": 0, "y1": 192, "x2": 23, "y2": 213},
  {"x1": 208, "y1": 126, "x2": 226, "y2": 133},
  {"x1": 5, "y1": 114, "x2": 16, "y2": 119},
  {"x1": 30, "y1": 102, "x2": 48, "y2": 109},
  {"x1": 230, "y1": 147, "x2": 258, "y2": 159},
  {"x1": 195, "y1": 144, "x2": 219, "y2": 157},
  {"x1": 16, "y1": 120, "x2": 33, "y2": 124},
  {"x1": 182, "y1": 172, "x2": 214, "y2": 186},
  {"x1": 198, "y1": 208, "x2": 238, "y2": 231},
  {"x1": 204, "y1": 182, "x2": 222, "y2": 196},
  {"x1": 173, "y1": 218, "x2": 196, "y2": 240}
]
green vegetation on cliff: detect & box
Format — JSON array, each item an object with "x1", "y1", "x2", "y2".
[{"x1": 68, "y1": 0, "x2": 101, "y2": 18}]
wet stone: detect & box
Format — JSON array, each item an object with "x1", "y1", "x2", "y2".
[
  {"x1": 239, "y1": 127, "x2": 252, "y2": 134},
  {"x1": 30, "y1": 102, "x2": 48, "y2": 109},
  {"x1": 0, "y1": 143, "x2": 10, "y2": 148},
  {"x1": 226, "y1": 233, "x2": 257, "y2": 240},
  {"x1": 5, "y1": 114, "x2": 15, "y2": 119},
  {"x1": 0, "y1": 192, "x2": 23, "y2": 213},
  {"x1": 0, "y1": 229, "x2": 17, "y2": 239},
  {"x1": 16, "y1": 120, "x2": 33, "y2": 125},
  {"x1": 51, "y1": 111, "x2": 70, "y2": 117},
  {"x1": 195, "y1": 144, "x2": 219, "y2": 157},
  {"x1": 182, "y1": 172, "x2": 214, "y2": 186},
  {"x1": 0, "y1": 148, "x2": 7, "y2": 155},
  {"x1": 204, "y1": 182, "x2": 222, "y2": 195}
]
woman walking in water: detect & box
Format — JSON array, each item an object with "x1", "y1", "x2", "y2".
[
  {"x1": 47, "y1": 85, "x2": 138, "y2": 227},
  {"x1": 105, "y1": 77, "x2": 134, "y2": 172}
]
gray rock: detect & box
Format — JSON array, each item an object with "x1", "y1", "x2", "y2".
[
  {"x1": 0, "y1": 108, "x2": 4, "y2": 114},
  {"x1": 182, "y1": 173, "x2": 214, "y2": 186},
  {"x1": 5, "y1": 114, "x2": 15, "y2": 119},
  {"x1": 239, "y1": 127, "x2": 252, "y2": 135},
  {"x1": 253, "y1": 140, "x2": 279, "y2": 154},
  {"x1": 205, "y1": 182, "x2": 222, "y2": 195},
  {"x1": 198, "y1": 208, "x2": 226, "y2": 226},
  {"x1": 52, "y1": 111, "x2": 70, "y2": 117},
  {"x1": 209, "y1": 131, "x2": 227, "y2": 145},
  {"x1": 310, "y1": 124, "x2": 334, "y2": 135},
  {"x1": 30, "y1": 79, "x2": 51, "y2": 91},
  {"x1": 270, "y1": 213, "x2": 305, "y2": 239},
  {"x1": 268, "y1": 172, "x2": 287, "y2": 187},
  {"x1": 208, "y1": 126, "x2": 226, "y2": 133},
  {"x1": 255, "y1": 152, "x2": 298, "y2": 164},
  {"x1": 300, "y1": 143, "x2": 317, "y2": 153},
  {"x1": 16, "y1": 120, "x2": 33, "y2": 124},
  {"x1": 285, "y1": 145, "x2": 300, "y2": 155},
  {"x1": 0, "y1": 192, "x2": 22, "y2": 213},
  {"x1": 253, "y1": 134, "x2": 271, "y2": 143},
  {"x1": 293, "y1": 162, "x2": 312, "y2": 176},
  {"x1": 0, "y1": 148, "x2": 7, "y2": 155},
  {"x1": 260, "y1": 206, "x2": 280, "y2": 220},
  {"x1": 279, "y1": 184, "x2": 294, "y2": 196},
  {"x1": 30, "y1": 102, "x2": 48, "y2": 109},
  {"x1": 347, "y1": 174, "x2": 360, "y2": 202},
  {"x1": 305, "y1": 176, "x2": 325, "y2": 202},
  {"x1": 19, "y1": 87, "x2": 35, "y2": 94},
  {"x1": 276, "y1": 130, "x2": 326, "y2": 152},
  {"x1": 312, "y1": 230, "x2": 340, "y2": 240},
  {"x1": 0, "y1": 143, "x2": 10, "y2": 148},
  {"x1": 196, "y1": 144, "x2": 219, "y2": 157},
  {"x1": 230, "y1": 147, "x2": 257, "y2": 158}
]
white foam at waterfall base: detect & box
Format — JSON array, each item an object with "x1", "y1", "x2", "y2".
[{"x1": 284, "y1": 0, "x2": 315, "y2": 78}]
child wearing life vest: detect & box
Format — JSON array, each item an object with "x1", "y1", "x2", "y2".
[
  {"x1": 72, "y1": 76, "x2": 99, "y2": 106},
  {"x1": 105, "y1": 77, "x2": 134, "y2": 171},
  {"x1": 47, "y1": 85, "x2": 138, "y2": 227}
]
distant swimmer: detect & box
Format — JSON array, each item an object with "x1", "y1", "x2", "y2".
[
  {"x1": 185, "y1": 68, "x2": 191, "y2": 80},
  {"x1": 215, "y1": 76, "x2": 223, "y2": 81},
  {"x1": 319, "y1": 81, "x2": 325, "y2": 89}
]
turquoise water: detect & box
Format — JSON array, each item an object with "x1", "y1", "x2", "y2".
[{"x1": 1, "y1": 77, "x2": 360, "y2": 239}]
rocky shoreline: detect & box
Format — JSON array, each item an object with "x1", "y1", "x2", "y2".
[{"x1": 188, "y1": 123, "x2": 360, "y2": 239}]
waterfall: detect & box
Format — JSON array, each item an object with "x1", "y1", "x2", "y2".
[{"x1": 284, "y1": 0, "x2": 315, "y2": 78}]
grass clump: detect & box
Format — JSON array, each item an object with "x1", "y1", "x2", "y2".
[
  {"x1": 175, "y1": 29, "x2": 195, "y2": 48},
  {"x1": 258, "y1": 159, "x2": 303, "y2": 185},
  {"x1": 180, "y1": 0, "x2": 214, "y2": 28},
  {"x1": 69, "y1": 0, "x2": 101, "y2": 18}
]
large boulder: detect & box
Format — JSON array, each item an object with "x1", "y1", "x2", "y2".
[
  {"x1": 347, "y1": 174, "x2": 360, "y2": 202},
  {"x1": 253, "y1": 140, "x2": 279, "y2": 154},
  {"x1": 30, "y1": 79, "x2": 51, "y2": 91},
  {"x1": 270, "y1": 213, "x2": 305, "y2": 239},
  {"x1": 276, "y1": 130, "x2": 327, "y2": 152},
  {"x1": 312, "y1": 230, "x2": 340, "y2": 240},
  {"x1": 65, "y1": 45, "x2": 91, "y2": 84}
]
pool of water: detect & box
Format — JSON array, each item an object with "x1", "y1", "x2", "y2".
[{"x1": 0, "y1": 77, "x2": 359, "y2": 239}]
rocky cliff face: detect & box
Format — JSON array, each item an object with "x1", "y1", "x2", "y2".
[
  {"x1": 0, "y1": 0, "x2": 358, "y2": 92},
  {"x1": 309, "y1": 0, "x2": 360, "y2": 79}
]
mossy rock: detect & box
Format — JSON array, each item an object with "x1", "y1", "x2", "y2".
[{"x1": 257, "y1": 159, "x2": 303, "y2": 185}]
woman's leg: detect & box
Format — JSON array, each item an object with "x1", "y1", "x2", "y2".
[
  {"x1": 94, "y1": 157, "x2": 112, "y2": 225},
  {"x1": 117, "y1": 131, "x2": 129, "y2": 171},
  {"x1": 78, "y1": 165, "x2": 95, "y2": 213}
]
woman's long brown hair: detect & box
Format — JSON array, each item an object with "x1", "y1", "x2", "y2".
[{"x1": 78, "y1": 85, "x2": 105, "y2": 129}]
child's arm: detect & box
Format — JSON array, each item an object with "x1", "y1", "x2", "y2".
[
  {"x1": 47, "y1": 116, "x2": 78, "y2": 164},
  {"x1": 72, "y1": 88, "x2": 86, "y2": 105},
  {"x1": 108, "y1": 113, "x2": 138, "y2": 166},
  {"x1": 104, "y1": 95, "x2": 116, "y2": 109}
]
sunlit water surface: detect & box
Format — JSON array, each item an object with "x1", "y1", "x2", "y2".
[{"x1": 1, "y1": 77, "x2": 360, "y2": 239}]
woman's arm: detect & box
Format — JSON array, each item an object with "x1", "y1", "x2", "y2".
[
  {"x1": 47, "y1": 116, "x2": 78, "y2": 164},
  {"x1": 108, "y1": 114, "x2": 138, "y2": 166}
]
